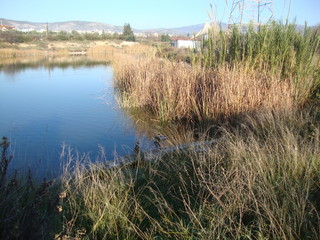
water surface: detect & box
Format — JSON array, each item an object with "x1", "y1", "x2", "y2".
[{"x1": 0, "y1": 57, "x2": 141, "y2": 178}]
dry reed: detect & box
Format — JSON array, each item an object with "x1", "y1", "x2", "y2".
[
  {"x1": 113, "y1": 55, "x2": 297, "y2": 121},
  {"x1": 0, "y1": 48, "x2": 46, "y2": 58},
  {"x1": 58, "y1": 109, "x2": 320, "y2": 239}
]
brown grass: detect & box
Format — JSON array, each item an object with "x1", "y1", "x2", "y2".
[
  {"x1": 58, "y1": 109, "x2": 320, "y2": 240},
  {"x1": 113, "y1": 55, "x2": 297, "y2": 121},
  {"x1": 0, "y1": 48, "x2": 47, "y2": 58}
]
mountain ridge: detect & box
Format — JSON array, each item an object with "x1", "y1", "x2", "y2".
[
  {"x1": 1, "y1": 18, "x2": 308, "y2": 36},
  {"x1": 0, "y1": 18, "x2": 206, "y2": 36}
]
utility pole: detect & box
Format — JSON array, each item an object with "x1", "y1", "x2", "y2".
[{"x1": 229, "y1": 0, "x2": 273, "y2": 26}]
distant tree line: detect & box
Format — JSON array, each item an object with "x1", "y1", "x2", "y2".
[
  {"x1": 0, "y1": 30, "x2": 124, "y2": 43},
  {"x1": 0, "y1": 23, "x2": 139, "y2": 43},
  {"x1": 0, "y1": 23, "x2": 181, "y2": 44}
]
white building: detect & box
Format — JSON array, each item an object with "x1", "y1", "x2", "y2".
[{"x1": 170, "y1": 37, "x2": 200, "y2": 49}]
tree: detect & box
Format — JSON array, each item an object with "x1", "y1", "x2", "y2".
[
  {"x1": 160, "y1": 34, "x2": 171, "y2": 42},
  {"x1": 122, "y1": 23, "x2": 135, "y2": 41}
]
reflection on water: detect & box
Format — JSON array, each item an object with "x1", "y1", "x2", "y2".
[
  {"x1": 120, "y1": 106, "x2": 216, "y2": 149},
  {"x1": 0, "y1": 56, "x2": 216, "y2": 179},
  {"x1": 0, "y1": 57, "x2": 140, "y2": 178},
  {"x1": 0, "y1": 56, "x2": 110, "y2": 76}
]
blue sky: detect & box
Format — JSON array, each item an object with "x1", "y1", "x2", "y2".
[{"x1": 1, "y1": 0, "x2": 319, "y2": 29}]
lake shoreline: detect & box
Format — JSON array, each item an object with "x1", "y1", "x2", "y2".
[
  {"x1": 1, "y1": 22, "x2": 320, "y2": 239},
  {"x1": 0, "y1": 40, "x2": 141, "y2": 58}
]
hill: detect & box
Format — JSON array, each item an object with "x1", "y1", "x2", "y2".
[{"x1": 0, "y1": 18, "x2": 209, "y2": 36}]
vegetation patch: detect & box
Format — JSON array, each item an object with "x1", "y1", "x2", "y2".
[{"x1": 1, "y1": 21, "x2": 320, "y2": 239}]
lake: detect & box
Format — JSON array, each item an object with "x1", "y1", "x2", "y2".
[{"x1": 0, "y1": 57, "x2": 148, "y2": 178}]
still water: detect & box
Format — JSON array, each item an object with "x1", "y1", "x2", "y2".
[{"x1": 0, "y1": 58, "x2": 143, "y2": 178}]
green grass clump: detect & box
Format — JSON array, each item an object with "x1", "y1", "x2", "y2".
[{"x1": 0, "y1": 137, "x2": 61, "y2": 240}]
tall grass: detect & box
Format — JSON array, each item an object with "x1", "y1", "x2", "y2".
[
  {"x1": 1, "y1": 22, "x2": 319, "y2": 239},
  {"x1": 2, "y1": 110, "x2": 318, "y2": 239},
  {"x1": 58, "y1": 109, "x2": 320, "y2": 239},
  {"x1": 146, "y1": 109, "x2": 320, "y2": 239},
  {"x1": 59, "y1": 148, "x2": 147, "y2": 239},
  {"x1": 113, "y1": 22, "x2": 320, "y2": 122},
  {"x1": 2, "y1": 109, "x2": 319, "y2": 239},
  {"x1": 0, "y1": 137, "x2": 61, "y2": 240},
  {"x1": 203, "y1": 22, "x2": 320, "y2": 101},
  {"x1": 96, "y1": 22, "x2": 320, "y2": 239},
  {"x1": 202, "y1": 22, "x2": 319, "y2": 77},
  {"x1": 87, "y1": 44, "x2": 157, "y2": 59},
  {"x1": 114, "y1": 54, "x2": 295, "y2": 121}
]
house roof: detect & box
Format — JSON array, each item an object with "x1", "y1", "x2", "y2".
[{"x1": 0, "y1": 25, "x2": 15, "y2": 29}]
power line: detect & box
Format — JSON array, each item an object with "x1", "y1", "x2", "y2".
[{"x1": 229, "y1": 0, "x2": 273, "y2": 25}]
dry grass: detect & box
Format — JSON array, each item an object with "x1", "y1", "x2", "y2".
[
  {"x1": 87, "y1": 43, "x2": 157, "y2": 61},
  {"x1": 59, "y1": 148, "x2": 146, "y2": 239},
  {"x1": 112, "y1": 22, "x2": 320, "y2": 123},
  {"x1": 57, "y1": 109, "x2": 320, "y2": 240},
  {"x1": 2, "y1": 109, "x2": 319, "y2": 239},
  {"x1": 1, "y1": 24, "x2": 319, "y2": 239},
  {"x1": 0, "y1": 40, "x2": 144, "y2": 58},
  {"x1": 0, "y1": 48, "x2": 47, "y2": 58},
  {"x1": 113, "y1": 55, "x2": 298, "y2": 121}
]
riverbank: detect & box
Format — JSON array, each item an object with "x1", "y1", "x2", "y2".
[
  {"x1": 61, "y1": 22, "x2": 320, "y2": 239},
  {"x1": 1, "y1": 21, "x2": 320, "y2": 239},
  {"x1": 0, "y1": 39, "x2": 140, "y2": 58},
  {"x1": 1, "y1": 107, "x2": 320, "y2": 239}
]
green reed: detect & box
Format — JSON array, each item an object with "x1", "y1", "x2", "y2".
[{"x1": 201, "y1": 21, "x2": 319, "y2": 80}]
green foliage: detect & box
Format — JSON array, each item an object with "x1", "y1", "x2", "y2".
[
  {"x1": 122, "y1": 23, "x2": 136, "y2": 42},
  {"x1": 199, "y1": 21, "x2": 320, "y2": 103},
  {"x1": 0, "y1": 137, "x2": 12, "y2": 188},
  {"x1": 160, "y1": 34, "x2": 171, "y2": 42},
  {"x1": 201, "y1": 21, "x2": 320, "y2": 80},
  {"x1": 0, "y1": 29, "x2": 120, "y2": 43},
  {"x1": 0, "y1": 30, "x2": 41, "y2": 43}
]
